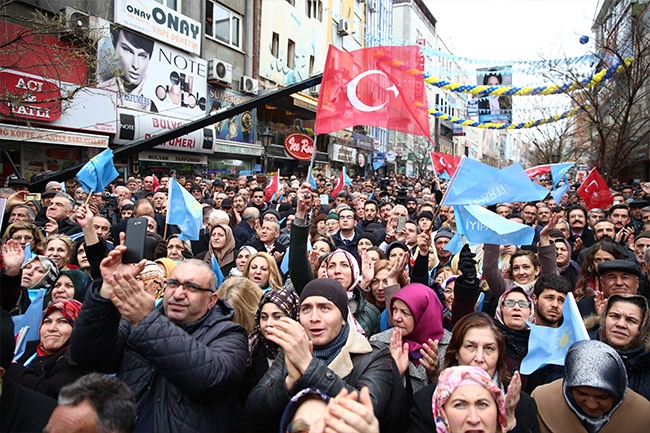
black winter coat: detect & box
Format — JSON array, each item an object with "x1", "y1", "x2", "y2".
[{"x1": 70, "y1": 282, "x2": 249, "y2": 433}]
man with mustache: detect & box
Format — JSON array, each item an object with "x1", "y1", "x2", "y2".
[{"x1": 70, "y1": 249, "x2": 248, "y2": 432}]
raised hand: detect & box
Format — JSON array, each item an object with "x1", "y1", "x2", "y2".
[
  {"x1": 389, "y1": 328, "x2": 409, "y2": 376},
  {"x1": 2, "y1": 239, "x2": 25, "y2": 276},
  {"x1": 504, "y1": 371, "x2": 521, "y2": 431}
]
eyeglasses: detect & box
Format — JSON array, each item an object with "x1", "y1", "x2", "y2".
[
  {"x1": 164, "y1": 279, "x2": 213, "y2": 293},
  {"x1": 502, "y1": 299, "x2": 531, "y2": 309},
  {"x1": 12, "y1": 235, "x2": 34, "y2": 241}
]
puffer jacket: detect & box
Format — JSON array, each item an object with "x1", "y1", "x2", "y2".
[
  {"x1": 70, "y1": 281, "x2": 248, "y2": 433},
  {"x1": 245, "y1": 324, "x2": 405, "y2": 433}
]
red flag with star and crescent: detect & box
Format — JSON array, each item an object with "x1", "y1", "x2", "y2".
[
  {"x1": 429, "y1": 151, "x2": 461, "y2": 176},
  {"x1": 577, "y1": 168, "x2": 613, "y2": 210},
  {"x1": 315, "y1": 45, "x2": 431, "y2": 140}
]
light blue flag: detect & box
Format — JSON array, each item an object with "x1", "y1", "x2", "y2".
[
  {"x1": 77, "y1": 148, "x2": 119, "y2": 193},
  {"x1": 520, "y1": 293, "x2": 590, "y2": 374},
  {"x1": 307, "y1": 168, "x2": 318, "y2": 189},
  {"x1": 211, "y1": 255, "x2": 225, "y2": 287},
  {"x1": 12, "y1": 289, "x2": 46, "y2": 360},
  {"x1": 443, "y1": 158, "x2": 548, "y2": 207},
  {"x1": 439, "y1": 170, "x2": 451, "y2": 181},
  {"x1": 343, "y1": 166, "x2": 352, "y2": 185},
  {"x1": 454, "y1": 204, "x2": 535, "y2": 246},
  {"x1": 551, "y1": 175, "x2": 570, "y2": 203},
  {"x1": 167, "y1": 178, "x2": 202, "y2": 241},
  {"x1": 22, "y1": 244, "x2": 33, "y2": 264},
  {"x1": 372, "y1": 160, "x2": 384, "y2": 171},
  {"x1": 549, "y1": 162, "x2": 575, "y2": 187},
  {"x1": 281, "y1": 246, "x2": 290, "y2": 274},
  {"x1": 442, "y1": 232, "x2": 465, "y2": 255}
]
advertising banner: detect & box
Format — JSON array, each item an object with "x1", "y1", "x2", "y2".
[
  {"x1": 476, "y1": 67, "x2": 512, "y2": 123},
  {"x1": 114, "y1": 0, "x2": 201, "y2": 55},
  {"x1": 206, "y1": 85, "x2": 256, "y2": 144}
]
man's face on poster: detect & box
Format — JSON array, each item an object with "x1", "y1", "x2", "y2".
[{"x1": 115, "y1": 30, "x2": 151, "y2": 86}]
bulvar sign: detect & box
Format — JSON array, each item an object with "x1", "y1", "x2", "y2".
[
  {"x1": 0, "y1": 71, "x2": 62, "y2": 121},
  {"x1": 283, "y1": 132, "x2": 314, "y2": 160}
]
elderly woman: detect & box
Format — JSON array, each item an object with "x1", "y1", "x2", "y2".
[
  {"x1": 495, "y1": 287, "x2": 536, "y2": 375},
  {"x1": 1, "y1": 221, "x2": 46, "y2": 252},
  {"x1": 199, "y1": 224, "x2": 237, "y2": 276},
  {"x1": 5, "y1": 299, "x2": 88, "y2": 398},
  {"x1": 229, "y1": 245, "x2": 258, "y2": 278},
  {"x1": 532, "y1": 340, "x2": 650, "y2": 432},
  {"x1": 43, "y1": 270, "x2": 91, "y2": 307},
  {"x1": 585, "y1": 294, "x2": 650, "y2": 401},
  {"x1": 431, "y1": 366, "x2": 509, "y2": 433},
  {"x1": 44, "y1": 234, "x2": 75, "y2": 271}
]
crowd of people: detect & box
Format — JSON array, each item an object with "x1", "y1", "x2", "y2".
[{"x1": 2, "y1": 169, "x2": 650, "y2": 433}]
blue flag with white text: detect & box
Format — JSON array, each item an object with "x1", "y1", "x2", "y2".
[
  {"x1": 520, "y1": 292, "x2": 590, "y2": 374},
  {"x1": 77, "y1": 148, "x2": 119, "y2": 193},
  {"x1": 167, "y1": 178, "x2": 202, "y2": 241},
  {"x1": 454, "y1": 204, "x2": 535, "y2": 246}
]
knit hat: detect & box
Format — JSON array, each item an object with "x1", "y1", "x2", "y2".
[
  {"x1": 324, "y1": 212, "x2": 339, "y2": 221},
  {"x1": 434, "y1": 226, "x2": 454, "y2": 241},
  {"x1": 139, "y1": 261, "x2": 165, "y2": 299},
  {"x1": 300, "y1": 279, "x2": 349, "y2": 321},
  {"x1": 417, "y1": 210, "x2": 434, "y2": 222},
  {"x1": 22, "y1": 255, "x2": 59, "y2": 290}
]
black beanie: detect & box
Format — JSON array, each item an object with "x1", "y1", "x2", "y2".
[{"x1": 300, "y1": 279, "x2": 349, "y2": 321}]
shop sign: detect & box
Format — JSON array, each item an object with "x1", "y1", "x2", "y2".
[
  {"x1": 0, "y1": 124, "x2": 108, "y2": 147},
  {"x1": 0, "y1": 71, "x2": 62, "y2": 121},
  {"x1": 329, "y1": 143, "x2": 357, "y2": 164},
  {"x1": 214, "y1": 141, "x2": 263, "y2": 156},
  {"x1": 284, "y1": 133, "x2": 314, "y2": 160},
  {"x1": 139, "y1": 150, "x2": 208, "y2": 164},
  {"x1": 96, "y1": 28, "x2": 206, "y2": 119},
  {"x1": 207, "y1": 86, "x2": 256, "y2": 144},
  {"x1": 115, "y1": 0, "x2": 201, "y2": 55},
  {"x1": 114, "y1": 108, "x2": 215, "y2": 153}
]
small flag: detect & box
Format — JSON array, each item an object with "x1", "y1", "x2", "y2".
[
  {"x1": 12, "y1": 289, "x2": 46, "y2": 360},
  {"x1": 454, "y1": 204, "x2": 535, "y2": 246},
  {"x1": 577, "y1": 168, "x2": 613, "y2": 210},
  {"x1": 307, "y1": 168, "x2": 318, "y2": 189},
  {"x1": 211, "y1": 255, "x2": 225, "y2": 287},
  {"x1": 152, "y1": 174, "x2": 161, "y2": 192},
  {"x1": 77, "y1": 148, "x2": 119, "y2": 193},
  {"x1": 430, "y1": 151, "x2": 461, "y2": 176},
  {"x1": 166, "y1": 178, "x2": 202, "y2": 241},
  {"x1": 331, "y1": 170, "x2": 345, "y2": 197},
  {"x1": 551, "y1": 175, "x2": 570, "y2": 203},
  {"x1": 265, "y1": 170, "x2": 280, "y2": 202}
]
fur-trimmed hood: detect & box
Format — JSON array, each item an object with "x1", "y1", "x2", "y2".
[{"x1": 584, "y1": 314, "x2": 650, "y2": 352}]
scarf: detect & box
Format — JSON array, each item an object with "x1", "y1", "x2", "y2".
[
  {"x1": 23, "y1": 255, "x2": 59, "y2": 290},
  {"x1": 247, "y1": 288, "x2": 300, "y2": 365},
  {"x1": 208, "y1": 224, "x2": 236, "y2": 265},
  {"x1": 598, "y1": 294, "x2": 649, "y2": 352},
  {"x1": 36, "y1": 299, "x2": 82, "y2": 357},
  {"x1": 312, "y1": 322, "x2": 350, "y2": 365},
  {"x1": 391, "y1": 283, "x2": 444, "y2": 366},
  {"x1": 323, "y1": 249, "x2": 360, "y2": 292}
]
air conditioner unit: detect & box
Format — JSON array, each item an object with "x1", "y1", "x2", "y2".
[
  {"x1": 309, "y1": 84, "x2": 320, "y2": 96},
  {"x1": 240, "y1": 76, "x2": 258, "y2": 95},
  {"x1": 368, "y1": 0, "x2": 378, "y2": 12},
  {"x1": 337, "y1": 19, "x2": 349, "y2": 36},
  {"x1": 207, "y1": 59, "x2": 232, "y2": 84},
  {"x1": 63, "y1": 7, "x2": 90, "y2": 34}
]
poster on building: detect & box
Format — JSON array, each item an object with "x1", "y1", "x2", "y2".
[
  {"x1": 96, "y1": 26, "x2": 207, "y2": 120},
  {"x1": 475, "y1": 66, "x2": 512, "y2": 123},
  {"x1": 206, "y1": 85, "x2": 256, "y2": 144},
  {"x1": 114, "y1": 0, "x2": 202, "y2": 55}
]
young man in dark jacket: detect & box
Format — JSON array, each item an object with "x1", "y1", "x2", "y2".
[{"x1": 70, "y1": 253, "x2": 248, "y2": 433}]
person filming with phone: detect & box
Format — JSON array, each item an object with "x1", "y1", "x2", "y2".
[{"x1": 69, "y1": 229, "x2": 248, "y2": 432}]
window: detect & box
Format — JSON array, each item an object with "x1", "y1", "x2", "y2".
[
  {"x1": 205, "y1": 1, "x2": 242, "y2": 49},
  {"x1": 272, "y1": 32, "x2": 279, "y2": 57},
  {"x1": 287, "y1": 39, "x2": 295, "y2": 69},
  {"x1": 153, "y1": 0, "x2": 180, "y2": 10}
]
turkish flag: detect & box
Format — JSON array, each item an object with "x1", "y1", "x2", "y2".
[
  {"x1": 331, "y1": 170, "x2": 345, "y2": 197},
  {"x1": 577, "y1": 168, "x2": 613, "y2": 210},
  {"x1": 430, "y1": 151, "x2": 461, "y2": 176},
  {"x1": 265, "y1": 170, "x2": 280, "y2": 202},
  {"x1": 315, "y1": 45, "x2": 431, "y2": 139},
  {"x1": 152, "y1": 174, "x2": 161, "y2": 192},
  {"x1": 525, "y1": 164, "x2": 551, "y2": 178}
]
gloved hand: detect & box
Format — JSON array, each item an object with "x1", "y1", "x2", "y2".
[{"x1": 458, "y1": 244, "x2": 477, "y2": 280}]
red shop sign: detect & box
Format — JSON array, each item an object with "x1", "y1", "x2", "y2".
[
  {"x1": 0, "y1": 71, "x2": 62, "y2": 121},
  {"x1": 284, "y1": 133, "x2": 314, "y2": 160}
]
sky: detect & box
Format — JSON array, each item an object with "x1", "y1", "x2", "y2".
[{"x1": 424, "y1": 0, "x2": 600, "y2": 62}]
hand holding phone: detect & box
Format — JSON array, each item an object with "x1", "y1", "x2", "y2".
[
  {"x1": 123, "y1": 218, "x2": 147, "y2": 263},
  {"x1": 396, "y1": 215, "x2": 407, "y2": 232}
]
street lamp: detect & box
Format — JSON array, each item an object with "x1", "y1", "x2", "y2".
[
  {"x1": 552, "y1": 152, "x2": 561, "y2": 164},
  {"x1": 261, "y1": 127, "x2": 273, "y2": 173}
]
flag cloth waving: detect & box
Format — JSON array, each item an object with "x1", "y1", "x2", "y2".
[
  {"x1": 331, "y1": 169, "x2": 345, "y2": 197},
  {"x1": 77, "y1": 148, "x2": 119, "y2": 193},
  {"x1": 315, "y1": 45, "x2": 431, "y2": 139},
  {"x1": 265, "y1": 170, "x2": 280, "y2": 202},
  {"x1": 167, "y1": 178, "x2": 202, "y2": 241},
  {"x1": 454, "y1": 204, "x2": 535, "y2": 246},
  {"x1": 577, "y1": 168, "x2": 613, "y2": 210},
  {"x1": 430, "y1": 151, "x2": 461, "y2": 176},
  {"x1": 520, "y1": 293, "x2": 590, "y2": 374}
]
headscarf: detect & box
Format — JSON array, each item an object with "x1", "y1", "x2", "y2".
[
  {"x1": 432, "y1": 366, "x2": 507, "y2": 433},
  {"x1": 555, "y1": 238, "x2": 573, "y2": 273},
  {"x1": 36, "y1": 299, "x2": 83, "y2": 357},
  {"x1": 390, "y1": 283, "x2": 444, "y2": 365},
  {"x1": 279, "y1": 388, "x2": 330, "y2": 433},
  {"x1": 494, "y1": 286, "x2": 536, "y2": 327},
  {"x1": 322, "y1": 248, "x2": 360, "y2": 293},
  {"x1": 22, "y1": 255, "x2": 59, "y2": 290},
  {"x1": 139, "y1": 261, "x2": 166, "y2": 299},
  {"x1": 58, "y1": 270, "x2": 91, "y2": 301},
  {"x1": 209, "y1": 224, "x2": 236, "y2": 265},
  {"x1": 563, "y1": 340, "x2": 627, "y2": 433},
  {"x1": 155, "y1": 257, "x2": 178, "y2": 278},
  {"x1": 247, "y1": 287, "x2": 300, "y2": 365},
  {"x1": 598, "y1": 294, "x2": 650, "y2": 352}
]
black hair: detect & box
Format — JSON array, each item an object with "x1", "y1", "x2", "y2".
[
  {"x1": 111, "y1": 27, "x2": 154, "y2": 56},
  {"x1": 534, "y1": 274, "x2": 572, "y2": 297}
]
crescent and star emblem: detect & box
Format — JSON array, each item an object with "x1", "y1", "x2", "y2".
[
  {"x1": 346, "y1": 70, "x2": 399, "y2": 112},
  {"x1": 584, "y1": 180, "x2": 599, "y2": 194}
]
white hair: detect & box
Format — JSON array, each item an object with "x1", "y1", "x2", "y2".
[{"x1": 209, "y1": 209, "x2": 230, "y2": 226}]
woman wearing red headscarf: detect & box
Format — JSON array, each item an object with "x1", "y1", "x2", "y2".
[{"x1": 6, "y1": 299, "x2": 88, "y2": 398}]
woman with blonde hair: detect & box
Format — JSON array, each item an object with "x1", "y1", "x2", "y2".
[
  {"x1": 2, "y1": 221, "x2": 46, "y2": 252},
  {"x1": 216, "y1": 277, "x2": 263, "y2": 334},
  {"x1": 44, "y1": 234, "x2": 75, "y2": 271},
  {"x1": 242, "y1": 252, "x2": 283, "y2": 292}
]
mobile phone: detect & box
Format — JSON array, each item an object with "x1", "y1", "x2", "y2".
[
  {"x1": 396, "y1": 215, "x2": 407, "y2": 232},
  {"x1": 25, "y1": 193, "x2": 41, "y2": 201},
  {"x1": 122, "y1": 218, "x2": 147, "y2": 263}
]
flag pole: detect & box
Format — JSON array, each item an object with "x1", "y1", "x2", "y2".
[
  {"x1": 83, "y1": 190, "x2": 93, "y2": 206},
  {"x1": 164, "y1": 176, "x2": 174, "y2": 240},
  {"x1": 308, "y1": 134, "x2": 318, "y2": 185}
]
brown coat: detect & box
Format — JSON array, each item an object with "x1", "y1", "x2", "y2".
[{"x1": 532, "y1": 379, "x2": 650, "y2": 433}]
